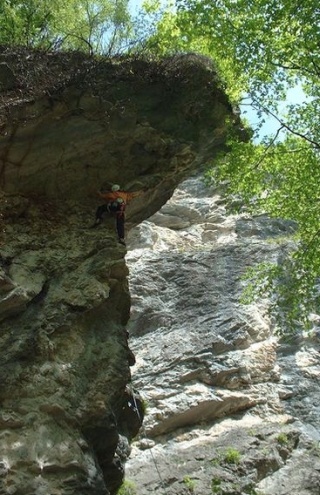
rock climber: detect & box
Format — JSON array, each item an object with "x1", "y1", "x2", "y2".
[{"x1": 91, "y1": 184, "x2": 142, "y2": 246}]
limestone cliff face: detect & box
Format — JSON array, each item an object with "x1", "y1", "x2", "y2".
[
  {"x1": 125, "y1": 177, "x2": 320, "y2": 495},
  {"x1": 0, "y1": 47, "x2": 240, "y2": 495}
]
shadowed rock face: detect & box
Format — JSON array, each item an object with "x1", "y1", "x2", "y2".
[
  {"x1": 0, "y1": 47, "x2": 244, "y2": 224},
  {"x1": 0, "y1": 48, "x2": 241, "y2": 494}
]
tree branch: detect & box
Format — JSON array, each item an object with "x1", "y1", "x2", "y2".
[
  {"x1": 251, "y1": 99, "x2": 320, "y2": 149},
  {"x1": 252, "y1": 125, "x2": 284, "y2": 169}
]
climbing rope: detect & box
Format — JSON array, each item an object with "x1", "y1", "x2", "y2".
[{"x1": 127, "y1": 383, "x2": 166, "y2": 491}]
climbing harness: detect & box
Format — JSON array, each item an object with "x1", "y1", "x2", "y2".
[{"x1": 108, "y1": 197, "x2": 126, "y2": 213}]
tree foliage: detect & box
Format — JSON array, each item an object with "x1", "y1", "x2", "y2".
[
  {"x1": 176, "y1": 0, "x2": 320, "y2": 112},
  {"x1": 171, "y1": 0, "x2": 320, "y2": 332},
  {"x1": 0, "y1": 0, "x2": 131, "y2": 54}
]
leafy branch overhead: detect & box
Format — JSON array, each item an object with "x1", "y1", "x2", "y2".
[{"x1": 0, "y1": 0, "x2": 132, "y2": 54}]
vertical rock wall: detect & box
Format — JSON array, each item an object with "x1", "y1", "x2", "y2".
[
  {"x1": 125, "y1": 177, "x2": 320, "y2": 495},
  {"x1": 0, "y1": 197, "x2": 138, "y2": 494}
]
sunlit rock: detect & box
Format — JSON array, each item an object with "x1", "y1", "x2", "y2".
[{"x1": 125, "y1": 177, "x2": 320, "y2": 495}]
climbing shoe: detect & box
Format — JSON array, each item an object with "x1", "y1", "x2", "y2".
[{"x1": 118, "y1": 238, "x2": 126, "y2": 246}]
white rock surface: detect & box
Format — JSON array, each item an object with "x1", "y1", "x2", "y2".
[{"x1": 125, "y1": 176, "x2": 320, "y2": 495}]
